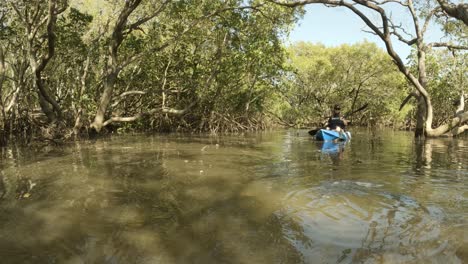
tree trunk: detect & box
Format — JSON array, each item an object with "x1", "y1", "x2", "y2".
[
  {"x1": 0, "y1": 46, "x2": 6, "y2": 119},
  {"x1": 90, "y1": 69, "x2": 119, "y2": 132},
  {"x1": 16, "y1": 0, "x2": 65, "y2": 123},
  {"x1": 436, "y1": 0, "x2": 468, "y2": 26},
  {"x1": 73, "y1": 55, "x2": 91, "y2": 135},
  {"x1": 90, "y1": 0, "x2": 142, "y2": 133},
  {"x1": 415, "y1": 37, "x2": 428, "y2": 138},
  {"x1": 414, "y1": 95, "x2": 425, "y2": 138}
]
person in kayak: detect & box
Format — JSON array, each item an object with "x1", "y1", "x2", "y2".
[{"x1": 325, "y1": 104, "x2": 348, "y2": 132}]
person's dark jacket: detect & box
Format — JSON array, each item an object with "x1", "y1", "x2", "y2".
[{"x1": 327, "y1": 116, "x2": 346, "y2": 130}]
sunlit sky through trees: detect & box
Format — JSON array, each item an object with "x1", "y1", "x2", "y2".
[{"x1": 288, "y1": 4, "x2": 447, "y2": 62}]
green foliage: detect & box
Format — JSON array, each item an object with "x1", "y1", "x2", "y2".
[
  {"x1": 276, "y1": 41, "x2": 410, "y2": 128},
  {"x1": 9, "y1": 0, "x2": 466, "y2": 140},
  {"x1": 409, "y1": 49, "x2": 467, "y2": 126},
  {"x1": 99, "y1": 0, "x2": 302, "y2": 132},
  {"x1": 0, "y1": 0, "x2": 295, "y2": 137}
]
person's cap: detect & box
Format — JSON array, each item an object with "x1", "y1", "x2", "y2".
[{"x1": 333, "y1": 104, "x2": 341, "y2": 110}]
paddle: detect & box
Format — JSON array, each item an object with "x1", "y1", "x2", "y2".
[
  {"x1": 308, "y1": 103, "x2": 368, "y2": 136},
  {"x1": 308, "y1": 128, "x2": 320, "y2": 136}
]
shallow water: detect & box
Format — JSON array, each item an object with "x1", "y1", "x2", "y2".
[{"x1": 0, "y1": 129, "x2": 467, "y2": 263}]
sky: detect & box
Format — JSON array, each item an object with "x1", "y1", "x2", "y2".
[{"x1": 287, "y1": 5, "x2": 446, "y2": 62}]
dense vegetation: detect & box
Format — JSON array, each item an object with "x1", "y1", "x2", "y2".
[
  {"x1": 274, "y1": 42, "x2": 410, "y2": 128},
  {"x1": 0, "y1": 0, "x2": 466, "y2": 145}
]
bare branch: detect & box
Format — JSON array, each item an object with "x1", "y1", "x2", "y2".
[
  {"x1": 30, "y1": 1, "x2": 44, "y2": 25},
  {"x1": 110, "y1": 0, "x2": 143, "y2": 57},
  {"x1": 422, "y1": 7, "x2": 441, "y2": 36},
  {"x1": 407, "y1": 0, "x2": 422, "y2": 39},
  {"x1": 125, "y1": 0, "x2": 171, "y2": 35},
  {"x1": 388, "y1": 20, "x2": 417, "y2": 45},
  {"x1": 368, "y1": 0, "x2": 408, "y2": 6},
  {"x1": 392, "y1": 32, "x2": 417, "y2": 45},
  {"x1": 103, "y1": 101, "x2": 197, "y2": 127},
  {"x1": 428, "y1": 42, "x2": 468, "y2": 50},
  {"x1": 349, "y1": 0, "x2": 389, "y2": 37},
  {"x1": 391, "y1": 22, "x2": 413, "y2": 38},
  {"x1": 111, "y1": 90, "x2": 146, "y2": 107},
  {"x1": 30, "y1": 16, "x2": 49, "y2": 41},
  {"x1": 268, "y1": 0, "x2": 341, "y2": 8},
  {"x1": 117, "y1": 90, "x2": 146, "y2": 98},
  {"x1": 362, "y1": 29, "x2": 378, "y2": 35}
]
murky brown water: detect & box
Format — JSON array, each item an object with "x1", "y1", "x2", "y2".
[{"x1": 0, "y1": 129, "x2": 467, "y2": 264}]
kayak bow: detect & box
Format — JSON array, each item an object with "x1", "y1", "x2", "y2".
[{"x1": 315, "y1": 129, "x2": 351, "y2": 141}]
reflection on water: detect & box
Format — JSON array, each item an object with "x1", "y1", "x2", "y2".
[
  {"x1": 0, "y1": 129, "x2": 467, "y2": 263},
  {"x1": 281, "y1": 181, "x2": 445, "y2": 263}
]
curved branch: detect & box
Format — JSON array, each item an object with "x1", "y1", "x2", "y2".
[
  {"x1": 368, "y1": 0, "x2": 408, "y2": 7},
  {"x1": 111, "y1": 90, "x2": 146, "y2": 108},
  {"x1": 427, "y1": 112, "x2": 468, "y2": 137}
]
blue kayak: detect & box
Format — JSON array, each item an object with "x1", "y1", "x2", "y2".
[{"x1": 315, "y1": 129, "x2": 351, "y2": 141}]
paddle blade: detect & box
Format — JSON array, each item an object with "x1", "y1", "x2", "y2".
[{"x1": 308, "y1": 128, "x2": 320, "y2": 136}]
